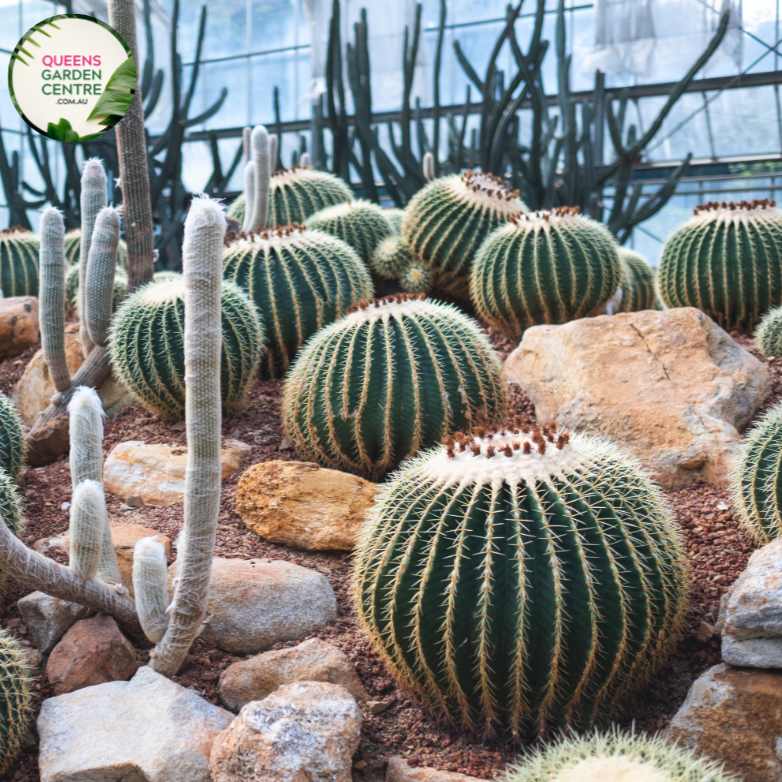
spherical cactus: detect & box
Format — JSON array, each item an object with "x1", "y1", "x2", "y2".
[
  {"x1": 616, "y1": 247, "x2": 657, "y2": 313},
  {"x1": 283, "y1": 293, "x2": 508, "y2": 480},
  {"x1": 153, "y1": 270, "x2": 182, "y2": 284},
  {"x1": 109, "y1": 278, "x2": 263, "y2": 421},
  {"x1": 223, "y1": 224, "x2": 373, "y2": 378},
  {"x1": 385, "y1": 208, "x2": 405, "y2": 233},
  {"x1": 0, "y1": 394, "x2": 24, "y2": 482},
  {"x1": 353, "y1": 424, "x2": 686, "y2": 736},
  {"x1": 755, "y1": 306, "x2": 782, "y2": 358},
  {"x1": 65, "y1": 262, "x2": 127, "y2": 314},
  {"x1": 470, "y1": 207, "x2": 621, "y2": 338},
  {"x1": 0, "y1": 229, "x2": 39, "y2": 298},
  {"x1": 505, "y1": 728, "x2": 738, "y2": 782},
  {"x1": 0, "y1": 630, "x2": 34, "y2": 777},
  {"x1": 658, "y1": 199, "x2": 782, "y2": 332},
  {"x1": 370, "y1": 235, "x2": 414, "y2": 280},
  {"x1": 307, "y1": 200, "x2": 394, "y2": 266},
  {"x1": 400, "y1": 262, "x2": 433, "y2": 294},
  {"x1": 64, "y1": 229, "x2": 128, "y2": 270},
  {"x1": 403, "y1": 171, "x2": 527, "y2": 298}
]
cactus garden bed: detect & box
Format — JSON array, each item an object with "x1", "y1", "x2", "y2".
[{"x1": 0, "y1": 320, "x2": 775, "y2": 782}]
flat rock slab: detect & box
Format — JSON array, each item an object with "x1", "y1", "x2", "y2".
[
  {"x1": 17, "y1": 592, "x2": 90, "y2": 655},
  {"x1": 0, "y1": 296, "x2": 38, "y2": 361},
  {"x1": 666, "y1": 663, "x2": 782, "y2": 782},
  {"x1": 104, "y1": 439, "x2": 250, "y2": 506},
  {"x1": 236, "y1": 460, "x2": 378, "y2": 551},
  {"x1": 505, "y1": 307, "x2": 771, "y2": 487},
  {"x1": 38, "y1": 665, "x2": 232, "y2": 782},
  {"x1": 387, "y1": 757, "x2": 484, "y2": 781}
]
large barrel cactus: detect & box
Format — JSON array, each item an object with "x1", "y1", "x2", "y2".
[
  {"x1": 353, "y1": 425, "x2": 686, "y2": 736},
  {"x1": 64, "y1": 229, "x2": 128, "y2": 270},
  {"x1": 282, "y1": 294, "x2": 507, "y2": 480},
  {"x1": 0, "y1": 470, "x2": 25, "y2": 596},
  {"x1": 0, "y1": 394, "x2": 24, "y2": 481},
  {"x1": 402, "y1": 171, "x2": 527, "y2": 297},
  {"x1": 223, "y1": 225, "x2": 373, "y2": 378},
  {"x1": 0, "y1": 229, "x2": 39, "y2": 298},
  {"x1": 755, "y1": 305, "x2": 782, "y2": 358},
  {"x1": 658, "y1": 199, "x2": 782, "y2": 332},
  {"x1": 0, "y1": 630, "x2": 33, "y2": 777},
  {"x1": 109, "y1": 278, "x2": 263, "y2": 421},
  {"x1": 470, "y1": 207, "x2": 621, "y2": 338},
  {"x1": 616, "y1": 247, "x2": 658, "y2": 313}
]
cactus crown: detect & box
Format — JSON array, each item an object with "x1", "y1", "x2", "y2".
[{"x1": 457, "y1": 169, "x2": 521, "y2": 207}]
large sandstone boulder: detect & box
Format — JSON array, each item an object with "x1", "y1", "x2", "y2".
[
  {"x1": 168, "y1": 558, "x2": 338, "y2": 655},
  {"x1": 236, "y1": 460, "x2": 378, "y2": 551},
  {"x1": 0, "y1": 296, "x2": 38, "y2": 361},
  {"x1": 219, "y1": 637, "x2": 368, "y2": 712},
  {"x1": 666, "y1": 663, "x2": 782, "y2": 782},
  {"x1": 505, "y1": 307, "x2": 771, "y2": 487},
  {"x1": 387, "y1": 758, "x2": 484, "y2": 782},
  {"x1": 38, "y1": 665, "x2": 232, "y2": 782},
  {"x1": 104, "y1": 439, "x2": 250, "y2": 506},
  {"x1": 17, "y1": 592, "x2": 90, "y2": 655},
  {"x1": 210, "y1": 681, "x2": 361, "y2": 782}
]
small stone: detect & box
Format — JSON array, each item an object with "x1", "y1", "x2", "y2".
[
  {"x1": 279, "y1": 437, "x2": 292, "y2": 451},
  {"x1": 219, "y1": 637, "x2": 368, "y2": 712},
  {"x1": 386, "y1": 757, "x2": 484, "y2": 781},
  {"x1": 125, "y1": 495, "x2": 146, "y2": 509},
  {"x1": 18, "y1": 592, "x2": 90, "y2": 655},
  {"x1": 367, "y1": 700, "x2": 391, "y2": 715},
  {"x1": 46, "y1": 614, "x2": 138, "y2": 695},
  {"x1": 236, "y1": 460, "x2": 378, "y2": 551},
  {"x1": 0, "y1": 296, "x2": 38, "y2": 361},
  {"x1": 171, "y1": 420, "x2": 186, "y2": 431},
  {"x1": 210, "y1": 681, "x2": 361, "y2": 782},
  {"x1": 354, "y1": 759, "x2": 368, "y2": 770},
  {"x1": 698, "y1": 621, "x2": 716, "y2": 639},
  {"x1": 60, "y1": 502, "x2": 70, "y2": 511}
]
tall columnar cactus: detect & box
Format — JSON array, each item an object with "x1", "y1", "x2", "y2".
[
  {"x1": 110, "y1": 278, "x2": 263, "y2": 421},
  {"x1": 85, "y1": 208, "x2": 120, "y2": 348},
  {"x1": 132, "y1": 536, "x2": 170, "y2": 643},
  {"x1": 64, "y1": 230, "x2": 128, "y2": 270},
  {"x1": 307, "y1": 200, "x2": 394, "y2": 266},
  {"x1": 755, "y1": 306, "x2": 782, "y2": 358},
  {"x1": 241, "y1": 161, "x2": 255, "y2": 234},
  {"x1": 470, "y1": 207, "x2": 621, "y2": 338},
  {"x1": 403, "y1": 171, "x2": 527, "y2": 297},
  {"x1": 616, "y1": 247, "x2": 658, "y2": 313},
  {"x1": 353, "y1": 424, "x2": 687, "y2": 735},
  {"x1": 0, "y1": 394, "x2": 24, "y2": 482},
  {"x1": 283, "y1": 294, "x2": 507, "y2": 480},
  {"x1": 505, "y1": 728, "x2": 738, "y2": 782},
  {"x1": 247, "y1": 126, "x2": 271, "y2": 233},
  {"x1": 0, "y1": 630, "x2": 34, "y2": 778},
  {"x1": 69, "y1": 480, "x2": 106, "y2": 581},
  {"x1": 65, "y1": 264, "x2": 127, "y2": 317},
  {"x1": 423, "y1": 152, "x2": 435, "y2": 182},
  {"x1": 0, "y1": 229, "x2": 39, "y2": 298},
  {"x1": 223, "y1": 225, "x2": 372, "y2": 378},
  {"x1": 38, "y1": 207, "x2": 70, "y2": 395},
  {"x1": 658, "y1": 199, "x2": 782, "y2": 332}
]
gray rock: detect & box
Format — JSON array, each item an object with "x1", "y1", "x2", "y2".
[
  {"x1": 18, "y1": 591, "x2": 90, "y2": 654},
  {"x1": 387, "y1": 757, "x2": 484, "y2": 782},
  {"x1": 38, "y1": 665, "x2": 232, "y2": 782}
]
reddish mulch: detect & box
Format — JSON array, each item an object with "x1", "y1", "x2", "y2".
[{"x1": 0, "y1": 320, "x2": 776, "y2": 782}]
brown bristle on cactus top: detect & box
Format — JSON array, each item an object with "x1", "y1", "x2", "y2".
[{"x1": 693, "y1": 198, "x2": 776, "y2": 215}]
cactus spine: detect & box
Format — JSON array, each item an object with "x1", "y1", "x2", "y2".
[
  {"x1": 69, "y1": 480, "x2": 105, "y2": 580},
  {"x1": 85, "y1": 208, "x2": 120, "y2": 348},
  {"x1": 39, "y1": 207, "x2": 70, "y2": 394},
  {"x1": 370, "y1": 235, "x2": 415, "y2": 280},
  {"x1": 248, "y1": 125, "x2": 270, "y2": 232},
  {"x1": 64, "y1": 230, "x2": 128, "y2": 270},
  {"x1": 385, "y1": 208, "x2": 405, "y2": 233},
  {"x1": 0, "y1": 229, "x2": 39, "y2": 298},
  {"x1": 0, "y1": 630, "x2": 33, "y2": 777},
  {"x1": 658, "y1": 199, "x2": 782, "y2": 332},
  {"x1": 0, "y1": 466, "x2": 25, "y2": 597},
  {"x1": 755, "y1": 306, "x2": 782, "y2": 358},
  {"x1": 66, "y1": 263, "x2": 127, "y2": 316},
  {"x1": 283, "y1": 294, "x2": 507, "y2": 480},
  {"x1": 400, "y1": 262, "x2": 433, "y2": 294},
  {"x1": 616, "y1": 247, "x2": 658, "y2": 313},
  {"x1": 132, "y1": 536, "x2": 170, "y2": 643},
  {"x1": 353, "y1": 425, "x2": 687, "y2": 736},
  {"x1": 0, "y1": 394, "x2": 24, "y2": 482},
  {"x1": 470, "y1": 207, "x2": 621, "y2": 338}
]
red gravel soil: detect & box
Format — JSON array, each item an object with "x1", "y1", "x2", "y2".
[{"x1": 0, "y1": 319, "x2": 777, "y2": 782}]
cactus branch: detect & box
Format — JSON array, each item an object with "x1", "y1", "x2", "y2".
[
  {"x1": 85, "y1": 207, "x2": 120, "y2": 348},
  {"x1": 132, "y1": 536, "x2": 170, "y2": 643},
  {"x1": 241, "y1": 161, "x2": 255, "y2": 233},
  {"x1": 69, "y1": 480, "x2": 105, "y2": 581},
  {"x1": 248, "y1": 127, "x2": 270, "y2": 232}
]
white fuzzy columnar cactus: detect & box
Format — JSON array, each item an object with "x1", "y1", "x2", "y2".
[
  {"x1": 69, "y1": 480, "x2": 105, "y2": 581},
  {"x1": 39, "y1": 206, "x2": 70, "y2": 394},
  {"x1": 132, "y1": 536, "x2": 170, "y2": 643},
  {"x1": 248, "y1": 126, "x2": 270, "y2": 232},
  {"x1": 423, "y1": 152, "x2": 434, "y2": 182},
  {"x1": 241, "y1": 161, "x2": 255, "y2": 234},
  {"x1": 150, "y1": 196, "x2": 225, "y2": 675},
  {"x1": 85, "y1": 207, "x2": 120, "y2": 348}
]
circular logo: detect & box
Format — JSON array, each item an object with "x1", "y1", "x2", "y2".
[{"x1": 8, "y1": 15, "x2": 135, "y2": 142}]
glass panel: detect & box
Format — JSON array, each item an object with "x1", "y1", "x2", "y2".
[
  {"x1": 250, "y1": 50, "x2": 297, "y2": 125},
  {"x1": 709, "y1": 86, "x2": 781, "y2": 158},
  {"x1": 633, "y1": 92, "x2": 712, "y2": 163},
  {"x1": 204, "y1": 0, "x2": 248, "y2": 60},
  {"x1": 0, "y1": 0, "x2": 20, "y2": 53},
  {"x1": 251, "y1": 0, "x2": 297, "y2": 53},
  {"x1": 200, "y1": 59, "x2": 250, "y2": 130}
]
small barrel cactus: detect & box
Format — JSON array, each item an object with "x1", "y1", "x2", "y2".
[
  {"x1": 223, "y1": 224, "x2": 373, "y2": 378},
  {"x1": 403, "y1": 171, "x2": 527, "y2": 297},
  {"x1": 353, "y1": 424, "x2": 686, "y2": 736},
  {"x1": 0, "y1": 394, "x2": 24, "y2": 482},
  {"x1": 0, "y1": 469, "x2": 24, "y2": 598},
  {"x1": 400, "y1": 262, "x2": 433, "y2": 294},
  {"x1": 283, "y1": 293, "x2": 508, "y2": 480},
  {"x1": 0, "y1": 630, "x2": 34, "y2": 777},
  {"x1": 385, "y1": 208, "x2": 405, "y2": 233},
  {"x1": 658, "y1": 199, "x2": 782, "y2": 332},
  {"x1": 755, "y1": 305, "x2": 782, "y2": 358},
  {"x1": 109, "y1": 278, "x2": 263, "y2": 421},
  {"x1": 470, "y1": 207, "x2": 621, "y2": 338},
  {"x1": 370, "y1": 235, "x2": 414, "y2": 280},
  {"x1": 0, "y1": 229, "x2": 39, "y2": 298},
  {"x1": 616, "y1": 247, "x2": 657, "y2": 313},
  {"x1": 65, "y1": 262, "x2": 127, "y2": 315},
  {"x1": 64, "y1": 230, "x2": 128, "y2": 270},
  {"x1": 505, "y1": 727, "x2": 738, "y2": 782},
  {"x1": 307, "y1": 200, "x2": 394, "y2": 266}
]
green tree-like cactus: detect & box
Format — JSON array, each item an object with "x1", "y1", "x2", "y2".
[
  {"x1": 64, "y1": 230, "x2": 128, "y2": 270},
  {"x1": 352, "y1": 424, "x2": 686, "y2": 736},
  {"x1": 0, "y1": 229, "x2": 39, "y2": 298},
  {"x1": 756, "y1": 306, "x2": 782, "y2": 358},
  {"x1": 505, "y1": 727, "x2": 738, "y2": 782},
  {"x1": 370, "y1": 235, "x2": 414, "y2": 280},
  {"x1": 0, "y1": 629, "x2": 34, "y2": 777},
  {"x1": 403, "y1": 171, "x2": 527, "y2": 298},
  {"x1": 470, "y1": 207, "x2": 621, "y2": 338},
  {"x1": 0, "y1": 394, "x2": 24, "y2": 482},
  {"x1": 65, "y1": 263, "x2": 127, "y2": 315},
  {"x1": 658, "y1": 199, "x2": 782, "y2": 332},
  {"x1": 223, "y1": 224, "x2": 373, "y2": 378},
  {"x1": 400, "y1": 262, "x2": 433, "y2": 295},
  {"x1": 283, "y1": 293, "x2": 507, "y2": 480},
  {"x1": 616, "y1": 247, "x2": 658, "y2": 313},
  {"x1": 307, "y1": 199, "x2": 394, "y2": 266},
  {"x1": 109, "y1": 278, "x2": 263, "y2": 421}
]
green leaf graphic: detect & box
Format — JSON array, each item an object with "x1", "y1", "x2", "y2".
[
  {"x1": 87, "y1": 56, "x2": 136, "y2": 124},
  {"x1": 46, "y1": 118, "x2": 80, "y2": 142}
]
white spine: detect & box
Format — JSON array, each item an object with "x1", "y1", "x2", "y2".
[
  {"x1": 69, "y1": 480, "x2": 105, "y2": 580},
  {"x1": 132, "y1": 536, "x2": 170, "y2": 643}
]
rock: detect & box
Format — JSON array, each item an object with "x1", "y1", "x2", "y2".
[
  {"x1": 716, "y1": 538, "x2": 782, "y2": 667},
  {"x1": 104, "y1": 439, "x2": 251, "y2": 506},
  {"x1": 46, "y1": 613, "x2": 137, "y2": 695},
  {"x1": 665, "y1": 663, "x2": 782, "y2": 782},
  {"x1": 169, "y1": 558, "x2": 338, "y2": 655},
  {"x1": 34, "y1": 521, "x2": 171, "y2": 597},
  {"x1": 23, "y1": 412, "x2": 70, "y2": 468},
  {"x1": 236, "y1": 460, "x2": 378, "y2": 551},
  {"x1": 219, "y1": 637, "x2": 368, "y2": 712},
  {"x1": 210, "y1": 681, "x2": 361, "y2": 782},
  {"x1": 38, "y1": 665, "x2": 232, "y2": 782},
  {"x1": 505, "y1": 307, "x2": 771, "y2": 488},
  {"x1": 387, "y1": 757, "x2": 484, "y2": 782},
  {"x1": 14, "y1": 322, "x2": 133, "y2": 427},
  {"x1": 17, "y1": 592, "x2": 90, "y2": 655},
  {"x1": 0, "y1": 296, "x2": 38, "y2": 361}
]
